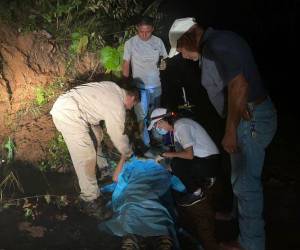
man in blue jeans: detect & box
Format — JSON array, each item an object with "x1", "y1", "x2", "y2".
[
  {"x1": 167, "y1": 18, "x2": 277, "y2": 250},
  {"x1": 122, "y1": 16, "x2": 167, "y2": 146}
]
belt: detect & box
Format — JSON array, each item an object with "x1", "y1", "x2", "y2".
[{"x1": 248, "y1": 95, "x2": 268, "y2": 106}]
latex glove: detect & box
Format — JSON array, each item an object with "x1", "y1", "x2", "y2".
[{"x1": 155, "y1": 154, "x2": 165, "y2": 163}]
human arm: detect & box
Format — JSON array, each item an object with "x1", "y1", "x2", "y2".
[
  {"x1": 210, "y1": 40, "x2": 250, "y2": 153},
  {"x1": 158, "y1": 38, "x2": 168, "y2": 70},
  {"x1": 112, "y1": 154, "x2": 127, "y2": 182},
  {"x1": 105, "y1": 108, "x2": 132, "y2": 159},
  {"x1": 122, "y1": 40, "x2": 131, "y2": 77},
  {"x1": 162, "y1": 146, "x2": 194, "y2": 160},
  {"x1": 222, "y1": 73, "x2": 249, "y2": 154},
  {"x1": 122, "y1": 59, "x2": 130, "y2": 78}
]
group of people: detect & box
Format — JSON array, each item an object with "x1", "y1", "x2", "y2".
[{"x1": 50, "y1": 16, "x2": 277, "y2": 250}]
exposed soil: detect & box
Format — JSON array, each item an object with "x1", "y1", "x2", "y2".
[{"x1": 0, "y1": 4, "x2": 299, "y2": 249}]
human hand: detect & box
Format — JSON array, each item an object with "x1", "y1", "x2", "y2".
[
  {"x1": 222, "y1": 129, "x2": 238, "y2": 154},
  {"x1": 155, "y1": 154, "x2": 165, "y2": 163},
  {"x1": 159, "y1": 58, "x2": 167, "y2": 70}
]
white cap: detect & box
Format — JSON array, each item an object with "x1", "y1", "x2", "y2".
[
  {"x1": 147, "y1": 108, "x2": 167, "y2": 130},
  {"x1": 168, "y1": 17, "x2": 197, "y2": 58}
]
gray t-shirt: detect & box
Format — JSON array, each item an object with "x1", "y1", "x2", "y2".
[
  {"x1": 200, "y1": 28, "x2": 267, "y2": 117},
  {"x1": 123, "y1": 35, "x2": 167, "y2": 89}
]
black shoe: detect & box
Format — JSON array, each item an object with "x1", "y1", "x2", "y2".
[
  {"x1": 177, "y1": 191, "x2": 206, "y2": 207},
  {"x1": 78, "y1": 197, "x2": 112, "y2": 220}
]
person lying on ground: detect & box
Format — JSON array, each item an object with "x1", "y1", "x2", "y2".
[{"x1": 99, "y1": 143, "x2": 186, "y2": 250}]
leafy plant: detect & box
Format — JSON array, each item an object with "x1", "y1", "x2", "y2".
[
  {"x1": 3, "y1": 137, "x2": 15, "y2": 163},
  {"x1": 35, "y1": 87, "x2": 47, "y2": 106},
  {"x1": 99, "y1": 44, "x2": 124, "y2": 76},
  {"x1": 35, "y1": 79, "x2": 66, "y2": 107},
  {"x1": 39, "y1": 133, "x2": 72, "y2": 172},
  {"x1": 69, "y1": 32, "x2": 89, "y2": 56}
]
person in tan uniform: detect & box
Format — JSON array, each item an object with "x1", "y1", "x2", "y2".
[{"x1": 50, "y1": 80, "x2": 140, "y2": 217}]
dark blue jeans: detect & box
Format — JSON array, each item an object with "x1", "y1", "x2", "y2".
[{"x1": 231, "y1": 97, "x2": 277, "y2": 250}]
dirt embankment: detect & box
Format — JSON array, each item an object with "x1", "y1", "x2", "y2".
[{"x1": 0, "y1": 23, "x2": 102, "y2": 165}]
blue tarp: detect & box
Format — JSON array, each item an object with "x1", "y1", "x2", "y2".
[{"x1": 99, "y1": 156, "x2": 186, "y2": 248}]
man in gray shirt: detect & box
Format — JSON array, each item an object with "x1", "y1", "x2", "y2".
[
  {"x1": 168, "y1": 18, "x2": 277, "y2": 250},
  {"x1": 123, "y1": 16, "x2": 167, "y2": 146}
]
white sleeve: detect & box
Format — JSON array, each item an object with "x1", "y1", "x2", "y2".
[
  {"x1": 159, "y1": 39, "x2": 168, "y2": 58},
  {"x1": 123, "y1": 40, "x2": 131, "y2": 62},
  {"x1": 176, "y1": 125, "x2": 194, "y2": 149},
  {"x1": 105, "y1": 108, "x2": 132, "y2": 156}
]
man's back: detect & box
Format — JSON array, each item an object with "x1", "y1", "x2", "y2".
[{"x1": 51, "y1": 81, "x2": 126, "y2": 126}]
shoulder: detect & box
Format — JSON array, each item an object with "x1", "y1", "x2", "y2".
[
  {"x1": 204, "y1": 30, "x2": 247, "y2": 54},
  {"x1": 151, "y1": 35, "x2": 164, "y2": 44},
  {"x1": 125, "y1": 35, "x2": 138, "y2": 46},
  {"x1": 174, "y1": 118, "x2": 191, "y2": 130}
]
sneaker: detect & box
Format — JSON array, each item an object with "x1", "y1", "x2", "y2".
[
  {"x1": 178, "y1": 189, "x2": 206, "y2": 207},
  {"x1": 78, "y1": 197, "x2": 112, "y2": 220}
]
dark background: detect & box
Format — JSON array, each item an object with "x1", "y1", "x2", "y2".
[
  {"x1": 156, "y1": 3, "x2": 300, "y2": 249},
  {"x1": 158, "y1": 0, "x2": 299, "y2": 115}
]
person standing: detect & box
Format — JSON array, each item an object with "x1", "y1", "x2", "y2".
[
  {"x1": 122, "y1": 16, "x2": 167, "y2": 146},
  {"x1": 50, "y1": 81, "x2": 140, "y2": 218},
  {"x1": 168, "y1": 18, "x2": 277, "y2": 250}
]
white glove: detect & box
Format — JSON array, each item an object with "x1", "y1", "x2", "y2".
[{"x1": 155, "y1": 154, "x2": 164, "y2": 163}]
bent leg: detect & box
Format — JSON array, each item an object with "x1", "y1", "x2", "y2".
[
  {"x1": 90, "y1": 124, "x2": 108, "y2": 171},
  {"x1": 53, "y1": 117, "x2": 99, "y2": 201}
]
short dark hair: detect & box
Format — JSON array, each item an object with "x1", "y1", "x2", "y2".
[
  {"x1": 177, "y1": 24, "x2": 203, "y2": 52},
  {"x1": 162, "y1": 111, "x2": 178, "y2": 126},
  {"x1": 137, "y1": 16, "x2": 154, "y2": 27},
  {"x1": 123, "y1": 84, "x2": 140, "y2": 102}
]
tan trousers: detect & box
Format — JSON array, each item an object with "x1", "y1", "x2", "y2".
[{"x1": 52, "y1": 117, "x2": 108, "y2": 201}]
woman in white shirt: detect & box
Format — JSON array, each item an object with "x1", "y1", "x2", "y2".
[{"x1": 148, "y1": 108, "x2": 221, "y2": 250}]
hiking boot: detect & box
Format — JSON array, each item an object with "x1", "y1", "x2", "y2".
[
  {"x1": 121, "y1": 234, "x2": 141, "y2": 250},
  {"x1": 153, "y1": 235, "x2": 173, "y2": 250},
  {"x1": 78, "y1": 197, "x2": 112, "y2": 220},
  {"x1": 178, "y1": 189, "x2": 206, "y2": 207}
]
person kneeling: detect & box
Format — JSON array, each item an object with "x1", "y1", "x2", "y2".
[{"x1": 148, "y1": 108, "x2": 221, "y2": 250}]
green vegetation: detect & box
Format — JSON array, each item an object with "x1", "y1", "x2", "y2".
[
  {"x1": 0, "y1": 0, "x2": 165, "y2": 55},
  {"x1": 35, "y1": 77, "x2": 66, "y2": 107},
  {"x1": 39, "y1": 133, "x2": 72, "y2": 172},
  {"x1": 99, "y1": 44, "x2": 124, "y2": 77},
  {"x1": 69, "y1": 32, "x2": 89, "y2": 56},
  {"x1": 3, "y1": 137, "x2": 15, "y2": 164}
]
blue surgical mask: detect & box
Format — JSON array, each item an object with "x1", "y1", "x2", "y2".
[{"x1": 155, "y1": 127, "x2": 168, "y2": 135}]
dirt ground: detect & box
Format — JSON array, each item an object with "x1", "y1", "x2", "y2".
[{"x1": 0, "y1": 127, "x2": 299, "y2": 250}]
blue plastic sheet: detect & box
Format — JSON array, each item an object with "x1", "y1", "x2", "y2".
[{"x1": 99, "y1": 157, "x2": 185, "y2": 248}]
